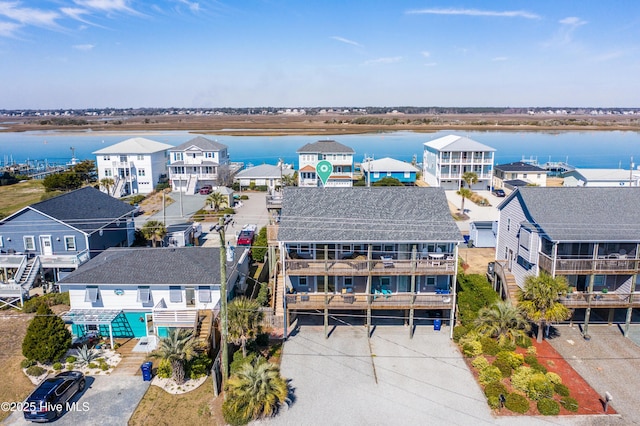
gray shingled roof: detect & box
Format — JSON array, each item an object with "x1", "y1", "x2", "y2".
[
  {"x1": 171, "y1": 136, "x2": 228, "y2": 151},
  {"x1": 30, "y1": 187, "x2": 136, "y2": 233},
  {"x1": 510, "y1": 187, "x2": 640, "y2": 242},
  {"x1": 495, "y1": 161, "x2": 547, "y2": 173},
  {"x1": 278, "y1": 187, "x2": 463, "y2": 243},
  {"x1": 58, "y1": 247, "x2": 222, "y2": 285},
  {"x1": 296, "y1": 140, "x2": 355, "y2": 154}
]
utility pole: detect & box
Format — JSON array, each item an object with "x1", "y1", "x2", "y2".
[
  {"x1": 630, "y1": 156, "x2": 635, "y2": 187},
  {"x1": 214, "y1": 215, "x2": 233, "y2": 393}
]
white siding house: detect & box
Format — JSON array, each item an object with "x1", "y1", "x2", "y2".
[
  {"x1": 94, "y1": 137, "x2": 173, "y2": 196},
  {"x1": 422, "y1": 135, "x2": 495, "y2": 190},
  {"x1": 168, "y1": 137, "x2": 230, "y2": 194},
  {"x1": 297, "y1": 140, "x2": 355, "y2": 187}
]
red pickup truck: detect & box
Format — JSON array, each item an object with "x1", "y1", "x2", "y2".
[{"x1": 237, "y1": 224, "x2": 257, "y2": 246}]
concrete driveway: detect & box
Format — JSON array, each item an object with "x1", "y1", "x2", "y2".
[
  {"x1": 261, "y1": 325, "x2": 619, "y2": 426},
  {"x1": 5, "y1": 375, "x2": 149, "y2": 426}
]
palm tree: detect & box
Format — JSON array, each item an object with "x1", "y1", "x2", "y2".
[
  {"x1": 457, "y1": 187, "x2": 473, "y2": 214},
  {"x1": 474, "y1": 300, "x2": 531, "y2": 346},
  {"x1": 518, "y1": 273, "x2": 572, "y2": 342},
  {"x1": 224, "y1": 359, "x2": 289, "y2": 422},
  {"x1": 206, "y1": 191, "x2": 228, "y2": 211},
  {"x1": 228, "y1": 297, "x2": 264, "y2": 357},
  {"x1": 461, "y1": 171, "x2": 478, "y2": 189},
  {"x1": 100, "y1": 177, "x2": 115, "y2": 195},
  {"x1": 151, "y1": 328, "x2": 197, "y2": 384},
  {"x1": 141, "y1": 220, "x2": 167, "y2": 247},
  {"x1": 281, "y1": 172, "x2": 297, "y2": 187}
]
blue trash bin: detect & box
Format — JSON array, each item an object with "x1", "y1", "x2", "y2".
[
  {"x1": 141, "y1": 361, "x2": 153, "y2": 381},
  {"x1": 434, "y1": 319, "x2": 442, "y2": 331}
]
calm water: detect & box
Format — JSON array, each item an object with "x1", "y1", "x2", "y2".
[{"x1": 0, "y1": 129, "x2": 639, "y2": 169}]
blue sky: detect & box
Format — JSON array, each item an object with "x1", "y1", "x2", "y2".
[{"x1": 1, "y1": 1, "x2": 639, "y2": 109}]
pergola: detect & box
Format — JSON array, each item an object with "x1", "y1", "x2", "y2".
[{"x1": 61, "y1": 309, "x2": 123, "y2": 349}]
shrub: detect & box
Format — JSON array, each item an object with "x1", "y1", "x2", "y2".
[
  {"x1": 53, "y1": 362, "x2": 63, "y2": 370},
  {"x1": 251, "y1": 227, "x2": 268, "y2": 262},
  {"x1": 222, "y1": 398, "x2": 252, "y2": 426},
  {"x1": 114, "y1": 343, "x2": 121, "y2": 350},
  {"x1": 87, "y1": 362, "x2": 98, "y2": 369},
  {"x1": 240, "y1": 195, "x2": 249, "y2": 200},
  {"x1": 462, "y1": 341, "x2": 483, "y2": 358},
  {"x1": 530, "y1": 363, "x2": 548, "y2": 374},
  {"x1": 524, "y1": 354, "x2": 538, "y2": 365},
  {"x1": 560, "y1": 396, "x2": 579, "y2": 412},
  {"x1": 452, "y1": 325, "x2": 468, "y2": 343},
  {"x1": 187, "y1": 354, "x2": 212, "y2": 379},
  {"x1": 66, "y1": 356, "x2": 77, "y2": 364},
  {"x1": 487, "y1": 395, "x2": 501, "y2": 410},
  {"x1": 157, "y1": 359, "x2": 172, "y2": 379},
  {"x1": 20, "y1": 359, "x2": 36, "y2": 368},
  {"x1": 480, "y1": 337, "x2": 500, "y2": 356},
  {"x1": 76, "y1": 345, "x2": 99, "y2": 365},
  {"x1": 511, "y1": 366, "x2": 534, "y2": 393},
  {"x1": 478, "y1": 366, "x2": 502, "y2": 385},
  {"x1": 495, "y1": 351, "x2": 524, "y2": 369},
  {"x1": 546, "y1": 372, "x2": 562, "y2": 385},
  {"x1": 537, "y1": 398, "x2": 560, "y2": 415},
  {"x1": 472, "y1": 356, "x2": 490, "y2": 371},
  {"x1": 456, "y1": 274, "x2": 500, "y2": 325},
  {"x1": 554, "y1": 383, "x2": 570, "y2": 397},
  {"x1": 516, "y1": 335, "x2": 533, "y2": 348},
  {"x1": 498, "y1": 341, "x2": 516, "y2": 352},
  {"x1": 26, "y1": 365, "x2": 46, "y2": 377},
  {"x1": 504, "y1": 393, "x2": 529, "y2": 414},
  {"x1": 526, "y1": 346, "x2": 537, "y2": 356},
  {"x1": 484, "y1": 381, "x2": 508, "y2": 399},
  {"x1": 492, "y1": 358, "x2": 512, "y2": 378},
  {"x1": 255, "y1": 332, "x2": 270, "y2": 347},
  {"x1": 230, "y1": 350, "x2": 257, "y2": 374},
  {"x1": 527, "y1": 373, "x2": 554, "y2": 400},
  {"x1": 66, "y1": 363, "x2": 74, "y2": 370},
  {"x1": 100, "y1": 361, "x2": 109, "y2": 371}
]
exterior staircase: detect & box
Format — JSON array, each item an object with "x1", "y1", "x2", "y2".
[
  {"x1": 186, "y1": 176, "x2": 197, "y2": 194},
  {"x1": 274, "y1": 271, "x2": 285, "y2": 317},
  {"x1": 18, "y1": 257, "x2": 40, "y2": 291},
  {"x1": 505, "y1": 273, "x2": 520, "y2": 305},
  {"x1": 195, "y1": 309, "x2": 213, "y2": 351}
]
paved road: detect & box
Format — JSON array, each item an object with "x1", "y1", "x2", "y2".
[{"x1": 5, "y1": 375, "x2": 149, "y2": 426}]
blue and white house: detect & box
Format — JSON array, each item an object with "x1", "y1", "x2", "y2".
[
  {"x1": 297, "y1": 140, "x2": 355, "y2": 187},
  {"x1": 0, "y1": 187, "x2": 136, "y2": 308},
  {"x1": 361, "y1": 157, "x2": 420, "y2": 185},
  {"x1": 59, "y1": 246, "x2": 250, "y2": 349}
]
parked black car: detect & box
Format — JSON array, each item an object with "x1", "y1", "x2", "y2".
[
  {"x1": 492, "y1": 188, "x2": 506, "y2": 197},
  {"x1": 23, "y1": 371, "x2": 86, "y2": 422}
]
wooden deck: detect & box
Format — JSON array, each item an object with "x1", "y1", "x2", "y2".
[
  {"x1": 539, "y1": 253, "x2": 640, "y2": 275},
  {"x1": 285, "y1": 292, "x2": 453, "y2": 310},
  {"x1": 285, "y1": 257, "x2": 455, "y2": 276},
  {"x1": 561, "y1": 292, "x2": 640, "y2": 309}
]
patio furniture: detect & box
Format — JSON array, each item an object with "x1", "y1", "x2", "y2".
[{"x1": 381, "y1": 256, "x2": 394, "y2": 268}]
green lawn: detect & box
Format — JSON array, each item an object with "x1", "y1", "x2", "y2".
[{"x1": 0, "y1": 180, "x2": 49, "y2": 218}]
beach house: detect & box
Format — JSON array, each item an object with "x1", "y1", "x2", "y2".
[
  {"x1": 168, "y1": 136, "x2": 230, "y2": 194},
  {"x1": 0, "y1": 187, "x2": 136, "y2": 308},
  {"x1": 493, "y1": 161, "x2": 548, "y2": 191},
  {"x1": 493, "y1": 187, "x2": 640, "y2": 336},
  {"x1": 297, "y1": 140, "x2": 355, "y2": 187},
  {"x1": 275, "y1": 187, "x2": 463, "y2": 337},
  {"x1": 422, "y1": 135, "x2": 495, "y2": 190},
  {"x1": 94, "y1": 137, "x2": 173, "y2": 196},
  {"x1": 58, "y1": 246, "x2": 250, "y2": 349},
  {"x1": 361, "y1": 157, "x2": 420, "y2": 185}
]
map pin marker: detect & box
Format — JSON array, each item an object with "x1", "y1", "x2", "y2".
[{"x1": 316, "y1": 160, "x2": 332, "y2": 186}]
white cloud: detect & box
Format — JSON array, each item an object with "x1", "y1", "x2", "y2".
[
  {"x1": 492, "y1": 56, "x2": 507, "y2": 61},
  {"x1": 364, "y1": 56, "x2": 402, "y2": 65},
  {"x1": 560, "y1": 16, "x2": 587, "y2": 27},
  {"x1": 73, "y1": 0, "x2": 136, "y2": 14},
  {"x1": 0, "y1": 20, "x2": 20, "y2": 37},
  {"x1": 0, "y1": 1, "x2": 60, "y2": 27},
  {"x1": 177, "y1": 0, "x2": 200, "y2": 13},
  {"x1": 421, "y1": 51, "x2": 430, "y2": 58},
  {"x1": 406, "y1": 8, "x2": 540, "y2": 19},
  {"x1": 550, "y1": 16, "x2": 588, "y2": 45},
  {"x1": 73, "y1": 43, "x2": 95, "y2": 51},
  {"x1": 331, "y1": 36, "x2": 361, "y2": 47}
]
